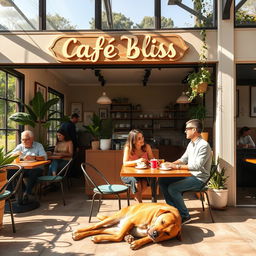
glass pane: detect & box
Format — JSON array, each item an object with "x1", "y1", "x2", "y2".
[
  {"x1": 161, "y1": 0, "x2": 214, "y2": 28},
  {"x1": 7, "y1": 130, "x2": 18, "y2": 152},
  {"x1": 235, "y1": 0, "x2": 256, "y2": 26},
  {"x1": 7, "y1": 102, "x2": 19, "y2": 129},
  {"x1": 102, "y1": 0, "x2": 154, "y2": 29},
  {"x1": 7, "y1": 74, "x2": 19, "y2": 100},
  {"x1": 0, "y1": 0, "x2": 39, "y2": 31},
  {"x1": 0, "y1": 70, "x2": 6, "y2": 98},
  {"x1": 46, "y1": 0, "x2": 95, "y2": 30},
  {"x1": 0, "y1": 130, "x2": 6, "y2": 151},
  {"x1": 0, "y1": 99, "x2": 6, "y2": 129}
]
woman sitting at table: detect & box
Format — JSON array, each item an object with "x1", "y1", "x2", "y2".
[
  {"x1": 48, "y1": 129, "x2": 73, "y2": 176},
  {"x1": 121, "y1": 129, "x2": 154, "y2": 203},
  {"x1": 237, "y1": 126, "x2": 255, "y2": 149}
]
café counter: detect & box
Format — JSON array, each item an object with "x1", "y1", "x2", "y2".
[{"x1": 85, "y1": 149, "x2": 159, "y2": 198}]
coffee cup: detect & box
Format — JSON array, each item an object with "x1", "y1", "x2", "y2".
[{"x1": 150, "y1": 159, "x2": 158, "y2": 169}]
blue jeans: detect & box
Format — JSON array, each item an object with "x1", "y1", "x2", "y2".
[
  {"x1": 48, "y1": 159, "x2": 68, "y2": 175},
  {"x1": 158, "y1": 176, "x2": 204, "y2": 218}
]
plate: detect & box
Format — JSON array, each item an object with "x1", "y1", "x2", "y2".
[
  {"x1": 22, "y1": 159, "x2": 37, "y2": 163},
  {"x1": 159, "y1": 167, "x2": 172, "y2": 171},
  {"x1": 135, "y1": 166, "x2": 147, "y2": 169}
]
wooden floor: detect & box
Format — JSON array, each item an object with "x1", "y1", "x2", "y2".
[{"x1": 1, "y1": 179, "x2": 256, "y2": 256}]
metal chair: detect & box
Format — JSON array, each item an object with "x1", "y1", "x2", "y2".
[
  {"x1": 81, "y1": 162, "x2": 130, "y2": 222},
  {"x1": 0, "y1": 164, "x2": 23, "y2": 233},
  {"x1": 37, "y1": 158, "x2": 73, "y2": 206},
  {"x1": 183, "y1": 164, "x2": 218, "y2": 223}
]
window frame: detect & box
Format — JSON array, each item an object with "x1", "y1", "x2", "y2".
[{"x1": 0, "y1": 68, "x2": 24, "y2": 153}]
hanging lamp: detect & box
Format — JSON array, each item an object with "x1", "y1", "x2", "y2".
[
  {"x1": 96, "y1": 92, "x2": 112, "y2": 104},
  {"x1": 176, "y1": 92, "x2": 190, "y2": 104}
]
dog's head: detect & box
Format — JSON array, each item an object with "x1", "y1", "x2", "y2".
[{"x1": 147, "y1": 207, "x2": 181, "y2": 243}]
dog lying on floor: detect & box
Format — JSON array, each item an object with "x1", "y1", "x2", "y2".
[{"x1": 72, "y1": 202, "x2": 181, "y2": 250}]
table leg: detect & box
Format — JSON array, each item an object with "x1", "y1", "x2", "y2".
[{"x1": 150, "y1": 178, "x2": 157, "y2": 202}]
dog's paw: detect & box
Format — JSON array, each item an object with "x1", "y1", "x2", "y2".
[
  {"x1": 130, "y1": 241, "x2": 140, "y2": 250},
  {"x1": 72, "y1": 232, "x2": 80, "y2": 241},
  {"x1": 124, "y1": 234, "x2": 134, "y2": 244},
  {"x1": 91, "y1": 236, "x2": 100, "y2": 243}
]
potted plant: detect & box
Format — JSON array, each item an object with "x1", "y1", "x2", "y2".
[
  {"x1": 9, "y1": 91, "x2": 63, "y2": 147},
  {"x1": 188, "y1": 103, "x2": 208, "y2": 141},
  {"x1": 208, "y1": 166, "x2": 229, "y2": 209},
  {"x1": 0, "y1": 147, "x2": 19, "y2": 229},
  {"x1": 187, "y1": 67, "x2": 212, "y2": 101},
  {"x1": 99, "y1": 118, "x2": 113, "y2": 150},
  {"x1": 84, "y1": 113, "x2": 101, "y2": 150}
]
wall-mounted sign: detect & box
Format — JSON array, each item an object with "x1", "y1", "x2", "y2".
[{"x1": 50, "y1": 34, "x2": 189, "y2": 64}]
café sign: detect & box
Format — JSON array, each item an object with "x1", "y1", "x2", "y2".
[{"x1": 50, "y1": 34, "x2": 189, "y2": 64}]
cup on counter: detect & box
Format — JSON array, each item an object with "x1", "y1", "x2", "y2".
[
  {"x1": 158, "y1": 159, "x2": 165, "y2": 165},
  {"x1": 150, "y1": 159, "x2": 158, "y2": 169}
]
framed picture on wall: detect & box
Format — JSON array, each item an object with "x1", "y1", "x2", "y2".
[
  {"x1": 250, "y1": 86, "x2": 256, "y2": 117},
  {"x1": 71, "y1": 103, "x2": 83, "y2": 120},
  {"x1": 84, "y1": 111, "x2": 94, "y2": 125},
  {"x1": 35, "y1": 82, "x2": 47, "y2": 101},
  {"x1": 99, "y1": 108, "x2": 108, "y2": 119}
]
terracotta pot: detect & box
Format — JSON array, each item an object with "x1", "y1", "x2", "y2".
[
  {"x1": 0, "y1": 170, "x2": 7, "y2": 229},
  {"x1": 201, "y1": 132, "x2": 209, "y2": 141},
  {"x1": 194, "y1": 82, "x2": 208, "y2": 93},
  {"x1": 91, "y1": 140, "x2": 100, "y2": 150}
]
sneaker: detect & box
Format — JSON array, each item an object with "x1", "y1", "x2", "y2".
[{"x1": 182, "y1": 215, "x2": 192, "y2": 225}]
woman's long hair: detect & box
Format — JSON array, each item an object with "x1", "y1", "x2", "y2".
[
  {"x1": 125, "y1": 129, "x2": 146, "y2": 155},
  {"x1": 56, "y1": 128, "x2": 71, "y2": 142}
]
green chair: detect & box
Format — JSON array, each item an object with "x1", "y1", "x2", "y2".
[
  {"x1": 0, "y1": 164, "x2": 23, "y2": 233},
  {"x1": 81, "y1": 162, "x2": 130, "y2": 223},
  {"x1": 37, "y1": 158, "x2": 72, "y2": 206},
  {"x1": 183, "y1": 164, "x2": 218, "y2": 223}
]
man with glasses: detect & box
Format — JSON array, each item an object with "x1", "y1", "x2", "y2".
[
  {"x1": 12, "y1": 130, "x2": 47, "y2": 203},
  {"x1": 159, "y1": 119, "x2": 212, "y2": 224}
]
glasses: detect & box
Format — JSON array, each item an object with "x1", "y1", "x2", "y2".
[{"x1": 185, "y1": 127, "x2": 195, "y2": 131}]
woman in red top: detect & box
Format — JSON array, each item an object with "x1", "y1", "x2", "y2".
[{"x1": 121, "y1": 129, "x2": 154, "y2": 203}]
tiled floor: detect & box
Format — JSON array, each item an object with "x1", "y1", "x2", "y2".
[{"x1": 1, "y1": 179, "x2": 256, "y2": 256}]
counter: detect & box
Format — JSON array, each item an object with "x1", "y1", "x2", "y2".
[{"x1": 85, "y1": 149, "x2": 159, "y2": 198}]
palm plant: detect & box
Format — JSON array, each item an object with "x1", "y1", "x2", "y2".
[
  {"x1": 83, "y1": 113, "x2": 101, "y2": 141},
  {"x1": 9, "y1": 92, "x2": 62, "y2": 145},
  {"x1": 0, "y1": 147, "x2": 18, "y2": 172}
]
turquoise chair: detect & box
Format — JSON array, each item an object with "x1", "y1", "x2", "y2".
[
  {"x1": 81, "y1": 162, "x2": 130, "y2": 222},
  {"x1": 37, "y1": 158, "x2": 72, "y2": 206},
  {"x1": 0, "y1": 164, "x2": 23, "y2": 233}
]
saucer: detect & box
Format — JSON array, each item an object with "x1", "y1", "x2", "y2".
[
  {"x1": 159, "y1": 167, "x2": 172, "y2": 171},
  {"x1": 135, "y1": 166, "x2": 147, "y2": 169}
]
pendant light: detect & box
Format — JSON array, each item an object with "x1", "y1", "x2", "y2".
[
  {"x1": 96, "y1": 92, "x2": 112, "y2": 104},
  {"x1": 176, "y1": 92, "x2": 190, "y2": 104}
]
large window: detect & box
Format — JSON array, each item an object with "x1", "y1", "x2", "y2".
[
  {"x1": 0, "y1": 0, "x2": 39, "y2": 30},
  {"x1": 235, "y1": 0, "x2": 256, "y2": 27},
  {"x1": 47, "y1": 88, "x2": 64, "y2": 147},
  {"x1": 0, "y1": 69, "x2": 23, "y2": 152}
]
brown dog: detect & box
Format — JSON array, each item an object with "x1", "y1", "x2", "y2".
[{"x1": 72, "y1": 202, "x2": 181, "y2": 250}]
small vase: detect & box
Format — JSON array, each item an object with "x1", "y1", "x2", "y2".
[
  {"x1": 91, "y1": 140, "x2": 100, "y2": 150},
  {"x1": 100, "y1": 139, "x2": 112, "y2": 150}
]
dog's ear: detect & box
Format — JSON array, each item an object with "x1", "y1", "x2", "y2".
[{"x1": 155, "y1": 207, "x2": 171, "y2": 217}]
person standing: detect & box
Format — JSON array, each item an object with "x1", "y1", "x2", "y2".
[
  {"x1": 60, "y1": 113, "x2": 79, "y2": 155},
  {"x1": 121, "y1": 129, "x2": 155, "y2": 203},
  {"x1": 158, "y1": 119, "x2": 212, "y2": 224},
  {"x1": 11, "y1": 130, "x2": 47, "y2": 202}
]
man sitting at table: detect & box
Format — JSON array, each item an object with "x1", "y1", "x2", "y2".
[
  {"x1": 158, "y1": 119, "x2": 212, "y2": 224},
  {"x1": 12, "y1": 130, "x2": 47, "y2": 203}
]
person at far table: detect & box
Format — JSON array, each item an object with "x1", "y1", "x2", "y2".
[
  {"x1": 121, "y1": 129, "x2": 155, "y2": 203},
  {"x1": 48, "y1": 129, "x2": 73, "y2": 176},
  {"x1": 159, "y1": 119, "x2": 212, "y2": 224},
  {"x1": 11, "y1": 130, "x2": 47, "y2": 203},
  {"x1": 60, "y1": 113, "x2": 79, "y2": 155},
  {"x1": 237, "y1": 126, "x2": 255, "y2": 149}
]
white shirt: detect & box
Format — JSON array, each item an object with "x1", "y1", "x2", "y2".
[{"x1": 237, "y1": 135, "x2": 255, "y2": 148}]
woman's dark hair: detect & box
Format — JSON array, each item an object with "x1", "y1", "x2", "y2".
[
  {"x1": 239, "y1": 126, "x2": 250, "y2": 137},
  {"x1": 125, "y1": 129, "x2": 146, "y2": 155},
  {"x1": 56, "y1": 128, "x2": 71, "y2": 142}
]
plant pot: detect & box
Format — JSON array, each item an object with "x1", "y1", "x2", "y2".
[
  {"x1": 195, "y1": 82, "x2": 208, "y2": 93},
  {"x1": 91, "y1": 140, "x2": 100, "y2": 150},
  {"x1": 201, "y1": 132, "x2": 209, "y2": 141},
  {"x1": 208, "y1": 188, "x2": 228, "y2": 209},
  {"x1": 100, "y1": 139, "x2": 112, "y2": 150},
  {"x1": 0, "y1": 170, "x2": 7, "y2": 229}
]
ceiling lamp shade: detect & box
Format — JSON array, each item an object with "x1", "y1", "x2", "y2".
[
  {"x1": 176, "y1": 92, "x2": 190, "y2": 104},
  {"x1": 96, "y1": 92, "x2": 112, "y2": 104}
]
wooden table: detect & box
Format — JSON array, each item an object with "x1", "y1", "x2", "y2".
[
  {"x1": 244, "y1": 158, "x2": 256, "y2": 164},
  {"x1": 7, "y1": 160, "x2": 51, "y2": 213},
  {"x1": 120, "y1": 166, "x2": 191, "y2": 202}
]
